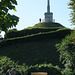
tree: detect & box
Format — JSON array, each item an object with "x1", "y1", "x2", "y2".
[
  {"x1": 68, "y1": 0, "x2": 75, "y2": 25},
  {"x1": 56, "y1": 32, "x2": 75, "y2": 75},
  {"x1": 55, "y1": 1, "x2": 75, "y2": 75},
  {"x1": 0, "y1": 0, "x2": 19, "y2": 33}
]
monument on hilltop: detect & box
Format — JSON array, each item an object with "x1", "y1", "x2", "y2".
[{"x1": 44, "y1": 0, "x2": 53, "y2": 22}]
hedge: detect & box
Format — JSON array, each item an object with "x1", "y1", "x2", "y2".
[
  {"x1": 27, "y1": 64, "x2": 62, "y2": 75},
  {"x1": 0, "y1": 29, "x2": 71, "y2": 47},
  {"x1": 5, "y1": 27, "x2": 60, "y2": 39}
]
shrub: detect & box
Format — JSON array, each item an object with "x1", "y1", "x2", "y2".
[
  {"x1": 0, "y1": 29, "x2": 71, "y2": 47},
  {"x1": 5, "y1": 28, "x2": 17, "y2": 38},
  {"x1": 56, "y1": 31, "x2": 75, "y2": 75},
  {"x1": 0, "y1": 56, "x2": 28, "y2": 75},
  {"x1": 4, "y1": 27, "x2": 60, "y2": 39},
  {"x1": 27, "y1": 64, "x2": 61, "y2": 75},
  {"x1": 0, "y1": 56, "x2": 61, "y2": 75}
]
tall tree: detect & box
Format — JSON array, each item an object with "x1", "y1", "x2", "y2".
[
  {"x1": 0, "y1": 0, "x2": 19, "y2": 33},
  {"x1": 68, "y1": 0, "x2": 75, "y2": 25}
]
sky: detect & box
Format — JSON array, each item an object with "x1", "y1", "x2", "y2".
[{"x1": 1, "y1": 0, "x2": 75, "y2": 37}]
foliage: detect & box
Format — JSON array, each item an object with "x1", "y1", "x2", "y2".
[
  {"x1": 56, "y1": 31, "x2": 75, "y2": 75},
  {"x1": 27, "y1": 64, "x2": 61, "y2": 75},
  {"x1": 8, "y1": 28, "x2": 17, "y2": 32},
  {"x1": 55, "y1": 0, "x2": 75, "y2": 74},
  {"x1": 0, "y1": 29, "x2": 71, "y2": 47},
  {"x1": 4, "y1": 27, "x2": 70, "y2": 39},
  {"x1": 0, "y1": 0, "x2": 19, "y2": 33},
  {"x1": 0, "y1": 38, "x2": 61, "y2": 66},
  {"x1": 0, "y1": 56, "x2": 28, "y2": 75},
  {"x1": 4, "y1": 27, "x2": 61, "y2": 39},
  {"x1": 0, "y1": 56, "x2": 61, "y2": 75},
  {"x1": 4, "y1": 28, "x2": 17, "y2": 38},
  {"x1": 0, "y1": 29, "x2": 71, "y2": 66},
  {"x1": 68, "y1": 0, "x2": 75, "y2": 25}
]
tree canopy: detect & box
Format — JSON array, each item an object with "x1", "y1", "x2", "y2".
[
  {"x1": 68, "y1": 0, "x2": 75, "y2": 25},
  {"x1": 0, "y1": 0, "x2": 19, "y2": 33}
]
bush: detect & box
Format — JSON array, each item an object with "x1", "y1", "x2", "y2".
[
  {"x1": 56, "y1": 31, "x2": 75, "y2": 75},
  {"x1": 0, "y1": 29, "x2": 71, "y2": 47},
  {"x1": 4, "y1": 27, "x2": 60, "y2": 39},
  {"x1": 27, "y1": 64, "x2": 61, "y2": 75},
  {"x1": 0, "y1": 56, "x2": 28, "y2": 75},
  {"x1": 5, "y1": 29, "x2": 17, "y2": 38},
  {"x1": 0, "y1": 56, "x2": 62, "y2": 75}
]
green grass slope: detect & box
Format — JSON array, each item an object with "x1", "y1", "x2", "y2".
[
  {"x1": 5, "y1": 22, "x2": 64, "y2": 39},
  {"x1": 33, "y1": 22, "x2": 65, "y2": 28},
  {"x1": 0, "y1": 28, "x2": 71, "y2": 66}
]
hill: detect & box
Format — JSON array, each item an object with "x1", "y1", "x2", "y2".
[
  {"x1": 0, "y1": 25, "x2": 71, "y2": 66},
  {"x1": 33, "y1": 22, "x2": 64, "y2": 28},
  {"x1": 4, "y1": 22, "x2": 64, "y2": 39}
]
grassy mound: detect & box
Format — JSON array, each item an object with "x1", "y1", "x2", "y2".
[
  {"x1": 33, "y1": 22, "x2": 64, "y2": 28},
  {"x1": 0, "y1": 28, "x2": 71, "y2": 66}
]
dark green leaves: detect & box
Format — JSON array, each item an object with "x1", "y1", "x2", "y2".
[
  {"x1": 56, "y1": 31, "x2": 75, "y2": 75},
  {"x1": 0, "y1": 0, "x2": 19, "y2": 33},
  {"x1": 11, "y1": 0, "x2": 17, "y2": 5},
  {"x1": 68, "y1": 0, "x2": 75, "y2": 25}
]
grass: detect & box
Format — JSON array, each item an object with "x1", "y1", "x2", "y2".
[{"x1": 33, "y1": 22, "x2": 65, "y2": 28}]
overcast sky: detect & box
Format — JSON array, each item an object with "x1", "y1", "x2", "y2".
[{"x1": 1, "y1": 0, "x2": 75, "y2": 37}]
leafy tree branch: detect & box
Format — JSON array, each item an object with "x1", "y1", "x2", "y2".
[{"x1": 0, "y1": 0, "x2": 19, "y2": 33}]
